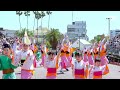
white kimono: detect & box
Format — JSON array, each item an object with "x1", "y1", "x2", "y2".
[
  {"x1": 72, "y1": 60, "x2": 87, "y2": 78},
  {"x1": 12, "y1": 49, "x2": 35, "y2": 70},
  {"x1": 44, "y1": 57, "x2": 57, "y2": 68},
  {"x1": 89, "y1": 65, "x2": 106, "y2": 79}
]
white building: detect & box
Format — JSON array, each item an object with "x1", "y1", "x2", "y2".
[
  {"x1": 71, "y1": 39, "x2": 91, "y2": 50},
  {"x1": 67, "y1": 21, "x2": 89, "y2": 42},
  {"x1": 110, "y1": 29, "x2": 120, "y2": 39},
  {"x1": 0, "y1": 27, "x2": 17, "y2": 37}
]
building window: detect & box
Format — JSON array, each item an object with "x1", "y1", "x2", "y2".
[
  {"x1": 82, "y1": 26, "x2": 86, "y2": 28},
  {"x1": 67, "y1": 28, "x2": 75, "y2": 32}
]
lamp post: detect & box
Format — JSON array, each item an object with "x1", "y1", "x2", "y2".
[
  {"x1": 106, "y1": 17, "x2": 112, "y2": 39},
  {"x1": 78, "y1": 34, "x2": 81, "y2": 50},
  {"x1": 72, "y1": 11, "x2": 73, "y2": 23}
]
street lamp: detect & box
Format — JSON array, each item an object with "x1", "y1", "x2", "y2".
[
  {"x1": 78, "y1": 34, "x2": 81, "y2": 50},
  {"x1": 106, "y1": 17, "x2": 112, "y2": 39},
  {"x1": 72, "y1": 11, "x2": 73, "y2": 23}
]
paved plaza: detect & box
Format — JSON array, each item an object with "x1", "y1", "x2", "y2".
[{"x1": 0, "y1": 63, "x2": 120, "y2": 79}]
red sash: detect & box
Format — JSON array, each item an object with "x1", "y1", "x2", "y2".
[{"x1": 75, "y1": 69, "x2": 84, "y2": 75}]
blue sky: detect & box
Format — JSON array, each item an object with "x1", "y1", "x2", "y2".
[{"x1": 0, "y1": 11, "x2": 120, "y2": 40}]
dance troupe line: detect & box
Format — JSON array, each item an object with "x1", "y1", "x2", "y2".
[{"x1": 0, "y1": 31, "x2": 109, "y2": 79}]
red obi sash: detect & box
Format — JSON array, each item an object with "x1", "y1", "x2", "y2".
[
  {"x1": 47, "y1": 68, "x2": 56, "y2": 73},
  {"x1": 75, "y1": 69, "x2": 84, "y2": 75},
  {"x1": 74, "y1": 69, "x2": 85, "y2": 79},
  {"x1": 46, "y1": 68, "x2": 57, "y2": 77},
  {"x1": 93, "y1": 71, "x2": 102, "y2": 79}
]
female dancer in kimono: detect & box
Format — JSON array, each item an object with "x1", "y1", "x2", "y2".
[
  {"x1": 60, "y1": 49, "x2": 69, "y2": 73},
  {"x1": 99, "y1": 39, "x2": 109, "y2": 66},
  {"x1": 71, "y1": 53, "x2": 89, "y2": 79},
  {"x1": 0, "y1": 43, "x2": 17, "y2": 79},
  {"x1": 93, "y1": 43, "x2": 99, "y2": 60},
  {"x1": 65, "y1": 46, "x2": 76, "y2": 69},
  {"x1": 40, "y1": 45, "x2": 47, "y2": 66},
  {"x1": 87, "y1": 47, "x2": 94, "y2": 66},
  {"x1": 89, "y1": 58, "x2": 109, "y2": 79},
  {"x1": 14, "y1": 31, "x2": 37, "y2": 79},
  {"x1": 44, "y1": 41, "x2": 64, "y2": 79},
  {"x1": 44, "y1": 51, "x2": 61, "y2": 79},
  {"x1": 83, "y1": 48, "x2": 88, "y2": 63},
  {"x1": 65, "y1": 51, "x2": 72, "y2": 69}
]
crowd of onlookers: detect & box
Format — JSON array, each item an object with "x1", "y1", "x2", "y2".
[
  {"x1": 107, "y1": 34, "x2": 120, "y2": 54},
  {"x1": 0, "y1": 37, "x2": 16, "y2": 53}
]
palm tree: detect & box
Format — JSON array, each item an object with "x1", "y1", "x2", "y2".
[
  {"x1": 15, "y1": 28, "x2": 34, "y2": 38},
  {"x1": 16, "y1": 11, "x2": 23, "y2": 30},
  {"x1": 33, "y1": 11, "x2": 37, "y2": 35},
  {"x1": 46, "y1": 11, "x2": 52, "y2": 30},
  {"x1": 34, "y1": 11, "x2": 41, "y2": 43},
  {"x1": 40, "y1": 11, "x2": 45, "y2": 30},
  {"x1": 40, "y1": 11, "x2": 45, "y2": 43},
  {"x1": 24, "y1": 11, "x2": 30, "y2": 30},
  {"x1": 45, "y1": 28, "x2": 62, "y2": 50}
]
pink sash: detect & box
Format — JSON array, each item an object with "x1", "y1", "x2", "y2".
[
  {"x1": 47, "y1": 68, "x2": 56, "y2": 73},
  {"x1": 75, "y1": 69, "x2": 84, "y2": 75},
  {"x1": 94, "y1": 71, "x2": 102, "y2": 76}
]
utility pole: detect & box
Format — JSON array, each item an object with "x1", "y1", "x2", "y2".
[
  {"x1": 106, "y1": 17, "x2": 112, "y2": 39},
  {"x1": 72, "y1": 11, "x2": 73, "y2": 23}
]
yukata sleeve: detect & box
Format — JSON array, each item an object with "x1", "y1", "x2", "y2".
[
  {"x1": 101, "y1": 65, "x2": 106, "y2": 74},
  {"x1": 11, "y1": 51, "x2": 21, "y2": 67},
  {"x1": 44, "y1": 56, "x2": 48, "y2": 68},
  {"x1": 9, "y1": 58, "x2": 18, "y2": 69},
  {"x1": 101, "y1": 65, "x2": 109, "y2": 75},
  {"x1": 71, "y1": 61, "x2": 75, "y2": 77},
  {"x1": 84, "y1": 62, "x2": 89, "y2": 79},
  {"x1": 33, "y1": 55, "x2": 37, "y2": 68},
  {"x1": 55, "y1": 51, "x2": 61, "y2": 69},
  {"x1": 89, "y1": 68, "x2": 94, "y2": 79}
]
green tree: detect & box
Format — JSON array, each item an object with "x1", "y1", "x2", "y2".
[
  {"x1": 15, "y1": 28, "x2": 34, "y2": 38},
  {"x1": 16, "y1": 11, "x2": 23, "y2": 30},
  {"x1": 90, "y1": 34, "x2": 106, "y2": 44},
  {"x1": 45, "y1": 41, "x2": 51, "y2": 48},
  {"x1": 90, "y1": 39, "x2": 95, "y2": 44},
  {"x1": 24, "y1": 11, "x2": 30, "y2": 30},
  {"x1": 45, "y1": 28, "x2": 62, "y2": 50},
  {"x1": 46, "y1": 11, "x2": 52, "y2": 30}
]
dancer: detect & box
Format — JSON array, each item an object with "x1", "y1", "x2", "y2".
[
  {"x1": 93, "y1": 42, "x2": 99, "y2": 60},
  {"x1": 71, "y1": 53, "x2": 89, "y2": 79},
  {"x1": 14, "y1": 31, "x2": 37, "y2": 79},
  {"x1": 99, "y1": 38, "x2": 109, "y2": 66},
  {"x1": 0, "y1": 43, "x2": 17, "y2": 79},
  {"x1": 60, "y1": 49, "x2": 69, "y2": 73},
  {"x1": 65, "y1": 51, "x2": 72, "y2": 69},
  {"x1": 87, "y1": 47, "x2": 94, "y2": 66},
  {"x1": 44, "y1": 41, "x2": 64, "y2": 79},
  {"x1": 89, "y1": 58, "x2": 109, "y2": 79},
  {"x1": 44, "y1": 50, "x2": 61, "y2": 79},
  {"x1": 40, "y1": 45, "x2": 47, "y2": 66},
  {"x1": 83, "y1": 47, "x2": 88, "y2": 63}
]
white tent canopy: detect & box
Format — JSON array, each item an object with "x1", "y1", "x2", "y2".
[{"x1": 71, "y1": 39, "x2": 92, "y2": 50}]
